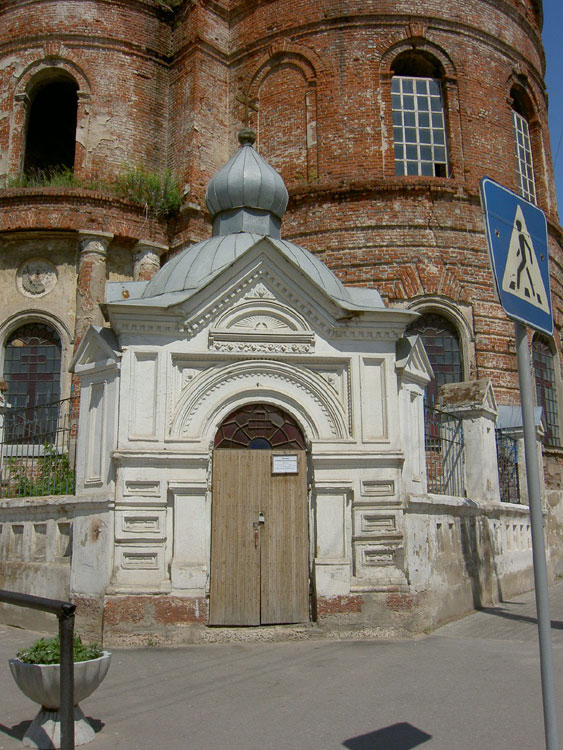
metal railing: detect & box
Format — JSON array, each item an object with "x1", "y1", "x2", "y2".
[
  {"x1": 496, "y1": 429, "x2": 520, "y2": 503},
  {"x1": 0, "y1": 397, "x2": 77, "y2": 498},
  {"x1": 424, "y1": 404, "x2": 465, "y2": 496},
  {"x1": 0, "y1": 589, "x2": 75, "y2": 749}
]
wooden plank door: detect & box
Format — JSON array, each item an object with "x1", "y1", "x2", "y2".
[
  {"x1": 209, "y1": 449, "x2": 309, "y2": 626},
  {"x1": 261, "y1": 450, "x2": 309, "y2": 624},
  {"x1": 209, "y1": 450, "x2": 263, "y2": 625}
]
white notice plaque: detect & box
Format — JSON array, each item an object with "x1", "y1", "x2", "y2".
[{"x1": 272, "y1": 454, "x2": 298, "y2": 474}]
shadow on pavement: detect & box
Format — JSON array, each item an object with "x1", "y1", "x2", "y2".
[
  {"x1": 478, "y1": 606, "x2": 563, "y2": 630},
  {"x1": 343, "y1": 722, "x2": 432, "y2": 749},
  {"x1": 0, "y1": 719, "x2": 30, "y2": 741}
]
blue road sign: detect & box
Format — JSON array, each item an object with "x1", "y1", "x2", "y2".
[{"x1": 480, "y1": 177, "x2": 553, "y2": 336}]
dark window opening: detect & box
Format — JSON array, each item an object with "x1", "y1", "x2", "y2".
[
  {"x1": 406, "y1": 313, "x2": 462, "y2": 407},
  {"x1": 23, "y1": 79, "x2": 78, "y2": 179}
]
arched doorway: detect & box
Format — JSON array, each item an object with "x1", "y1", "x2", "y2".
[{"x1": 209, "y1": 404, "x2": 309, "y2": 626}]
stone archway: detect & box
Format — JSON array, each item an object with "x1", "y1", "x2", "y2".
[{"x1": 209, "y1": 403, "x2": 309, "y2": 626}]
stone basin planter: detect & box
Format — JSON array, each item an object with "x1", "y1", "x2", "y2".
[{"x1": 9, "y1": 651, "x2": 111, "y2": 749}]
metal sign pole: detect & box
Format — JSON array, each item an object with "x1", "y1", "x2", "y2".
[{"x1": 515, "y1": 321, "x2": 559, "y2": 750}]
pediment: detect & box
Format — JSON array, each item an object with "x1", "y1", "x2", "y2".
[
  {"x1": 72, "y1": 325, "x2": 120, "y2": 374},
  {"x1": 395, "y1": 335, "x2": 433, "y2": 385},
  {"x1": 208, "y1": 285, "x2": 315, "y2": 353}
]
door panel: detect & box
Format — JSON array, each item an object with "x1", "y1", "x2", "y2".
[
  {"x1": 209, "y1": 451, "x2": 263, "y2": 625},
  {"x1": 209, "y1": 449, "x2": 308, "y2": 626},
  {"x1": 261, "y1": 451, "x2": 309, "y2": 624}
]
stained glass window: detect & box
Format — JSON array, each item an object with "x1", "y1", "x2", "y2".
[
  {"x1": 406, "y1": 313, "x2": 462, "y2": 406},
  {"x1": 215, "y1": 404, "x2": 306, "y2": 450}
]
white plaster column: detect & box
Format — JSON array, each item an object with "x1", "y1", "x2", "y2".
[
  {"x1": 439, "y1": 380, "x2": 500, "y2": 503},
  {"x1": 75, "y1": 231, "x2": 113, "y2": 348},
  {"x1": 133, "y1": 240, "x2": 167, "y2": 281}
]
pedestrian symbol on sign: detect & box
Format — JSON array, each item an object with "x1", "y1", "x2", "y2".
[{"x1": 502, "y1": 205, "x2": 550, "y2": 314}]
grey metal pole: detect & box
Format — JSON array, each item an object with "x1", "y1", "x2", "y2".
[
  {"x1": 515, "y1": 321, "x2": 559, "y2": 750},
  {"x1": 59, "y1": 604, "x2": 75, "y2": 750}
]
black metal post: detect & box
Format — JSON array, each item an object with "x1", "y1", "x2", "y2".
[
  {"x1": 59, "y1": 604, "x2": 75, "y2": 750},
  {"x1": 0, "y1": 589, "x2": 76, "y2": 750}
]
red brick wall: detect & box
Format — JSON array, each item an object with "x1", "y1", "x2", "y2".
[{"x1": 0, "y1": 0, "x2": 560, "y2": 412}]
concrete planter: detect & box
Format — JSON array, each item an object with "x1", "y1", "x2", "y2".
[{"x1": 9, "y1": 652, "x2": 111, "y2": 749}]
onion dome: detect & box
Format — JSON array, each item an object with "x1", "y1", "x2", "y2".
[{"x1": 205, "y1": 128, "x2": 289, "y2": 238}]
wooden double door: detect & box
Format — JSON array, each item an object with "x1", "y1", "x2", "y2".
[{"x1": 209, "y1": 449, "x2": 309, "y2": 626}]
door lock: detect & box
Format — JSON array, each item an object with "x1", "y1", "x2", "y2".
[{"x1": 258, "y1": 511, "x2": 265, "y2": 524}]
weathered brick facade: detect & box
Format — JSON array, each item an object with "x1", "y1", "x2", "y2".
[{"x1": 0, "y1": 0, "x2": 560, "y2": 473}]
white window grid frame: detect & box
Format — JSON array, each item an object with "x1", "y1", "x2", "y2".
[
  {"x1": 512, "y1": 109, "x2": 537, "y2": 204},
  {"x1": 391, "y1": 75, "x2": 449, "y2": 177}
]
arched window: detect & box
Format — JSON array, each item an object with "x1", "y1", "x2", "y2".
[
  {"x1": 391, "y1": 52, "x2": 449, "y2": 177},
  {"x1": 406, "y1": 313, "x2": 462, "y2": 405},
  {"x1": 532, "y1": 335, "x2": 560, "y2": 447},
  {"x1": 3, "y1": 322, "x2": 62, "y2": 410},
  {"x1": 511, "y1": 87, "x2": 536, "y2": 204},
  {"x1": 215, "y1": 403, "x2": 306, "y2": 450},
  {"x1": 23, "y1": 76, "x2": 78, "y2": 178}
]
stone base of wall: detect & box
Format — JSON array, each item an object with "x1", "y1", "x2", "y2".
[{"x1": 97, "y1": 590, "x2": 461, "y2": 646}]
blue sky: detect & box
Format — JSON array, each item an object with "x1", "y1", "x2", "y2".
[{"x1": 544, "y1": 0, "x2": 563, "y2": 213}]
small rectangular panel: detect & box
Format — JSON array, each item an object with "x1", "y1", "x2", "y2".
[
  {"x1": 360, "y1": 358, "x2": 388, "y2": 441},
  {"x1": 316, "y1": 492, "x2": 347, "y2": 559},
  {"x1": 122, "y1": 515, "x2": 161, "y2": 534},
  {"x1": 173, "y1": 492, "x2": 207, "y2": 565},
  {"x1": 121, "y1": 550, "x2": 159, "y2": 570},
  {"x1": 86, "y1": 382, "x2": 105, "y2": 482},
  {"x1": 363, "y1": 548, "x2": 395, "y2": 566},
  {"x1": 123, "y1": 480, "x2": 161, "y2": 497},
  {"x1": 360, "y1": 514, "x2": 396, "y2": 534},
  {"x1": 361, "y1": 479, "x2": 395, "y2": 497},
  {"x1": 129, "y1": 352, "x2": 158, "y2": 438}
]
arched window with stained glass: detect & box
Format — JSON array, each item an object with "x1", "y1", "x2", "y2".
[
  {"x1": 406, "y1": 312, "x2": 462, "y2": 406},
  {"x1": 215, "y1": 404, "x2": 306, "y2": 450}
]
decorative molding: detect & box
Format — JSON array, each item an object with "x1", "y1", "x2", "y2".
[{"x1": 360, "y1": 479, "x2": 396, "y2": 497}]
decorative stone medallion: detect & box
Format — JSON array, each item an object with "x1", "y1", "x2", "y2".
[{"x1": 16, "y1": 258, "x2": 57, "y2": 298}]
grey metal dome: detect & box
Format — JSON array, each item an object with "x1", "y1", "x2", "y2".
[
  {"x1": 139, "y1": 232, "x2": 384, "y2": 310},
  {"x1": 205, "y1": 129, "x2": 289, "y2": 238}
]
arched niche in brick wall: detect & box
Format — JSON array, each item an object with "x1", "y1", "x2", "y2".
[
  {"x1": 250, "y1": 49, "x2": 319, "y2": 185},
  {"x1": 10, "y1": 58, "x2": 91, "y2": 177}
]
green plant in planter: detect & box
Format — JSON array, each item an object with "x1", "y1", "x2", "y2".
[{"x1": 16, "y1": 634, "x2": 103, "y2": 665}]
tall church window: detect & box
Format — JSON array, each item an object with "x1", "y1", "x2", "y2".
[
  {"x1": 391, "y1": 53, "x2": 449, "y2": 177},
  {"x1": 532, "y1": 335, "x2": 560, "y2": 447},
  {"x1": 406, "y1": 313, "x2": 462, "y2": 406},
  {"x1": 23, "y1": 77, "x2": 78, "y2": 178},
  {"x1": 3, "y1": 323, "x2": 62, "y2": 410},
  {"x1": 512, "y1": 107, "x2": 536, "y2": 204}
]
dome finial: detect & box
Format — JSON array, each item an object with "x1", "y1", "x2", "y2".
[{"x1": 238, "y1": 127, "x2": 256, "y2": 146}]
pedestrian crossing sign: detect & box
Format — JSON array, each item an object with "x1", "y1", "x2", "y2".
[{"x1": 480, "y1": 177, "x2": 553, "y2": 336}]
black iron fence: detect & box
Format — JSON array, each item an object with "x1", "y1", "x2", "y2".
[
  {"x1": 496, "y1": 429, "x2": 520, "y2": 503},
  {"x1": 0, "y1": 397, "x2": 78, "y2": 498},
  {"x1": 424, "y1": 404, "x2": 466, "y2": 496}
]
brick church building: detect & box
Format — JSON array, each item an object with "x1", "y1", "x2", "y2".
[{"x1": 0, "y1": 0, "x2": 562, "y2": 640}]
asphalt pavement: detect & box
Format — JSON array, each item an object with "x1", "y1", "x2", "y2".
[{"x1": 2, "y1": 582, "x2": 563, "y2": 749}]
